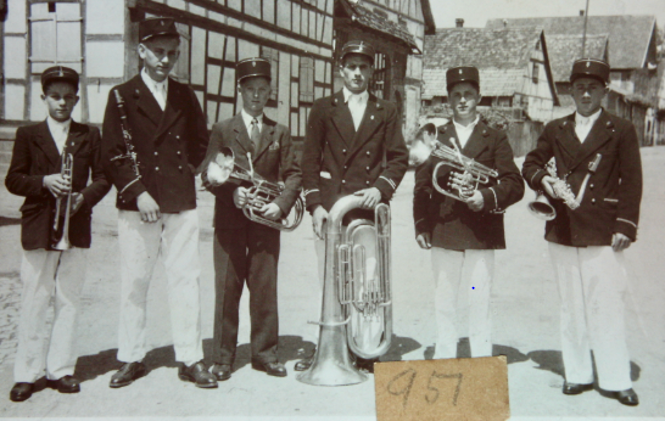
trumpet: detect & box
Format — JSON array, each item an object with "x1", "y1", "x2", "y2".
[
  {"x1": 205, "y1": 146, "x2": 304, "y2": 231},
  {"x1": 52, "y1": 153, "x2": 74, "y2": 250},
  {"x1": 297, "y1": 195, "x2": 392, "y2": 386},
  {"x1": 431, "y1": 141, "x2": 499, "y2": 201}
]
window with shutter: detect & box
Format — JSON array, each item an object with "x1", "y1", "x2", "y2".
[
  {"x1": 299, "y1": 56, "x2": 314, "y2": 103},
  {"x1": 260, "y1": 46, "x2": 280, "y2": 103},
  {"x1": 29, "y1": 1, "x2": 83, "y2": 74}
]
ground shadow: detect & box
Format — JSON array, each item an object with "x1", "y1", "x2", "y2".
[
  {"x1": 0, "y1": 216, "x2": 20, "y2": 226},
  {"x1": 380, "y1": 334, "x2": 422, "y2": 362},
  {"x1": 527, "y1": 349, "x2": 641, "y2": 385},
  {"x1": 423, "y1": 338, "x2": 529, "y2": 364}
]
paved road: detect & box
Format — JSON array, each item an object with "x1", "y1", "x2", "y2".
[{"x1": 0, "y1": 148, "x2": 664, "y2": 420}]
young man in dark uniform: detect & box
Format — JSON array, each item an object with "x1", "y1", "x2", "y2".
[
  {"x1": 413, "y1": 66, "x2": 524, "y2": 360},
  {"x1": 199, "y1": 57, "x2": 301, "y2": 380},
  {"x1": 522, "y1": 58, "x2": 642, "y2": 406},
  {"x1": 6, "y1": 66, "x2": 110, "y2": 401},
  {"x1": 298, "y1": 40, "x2": 409, "y2": 372},
  {"x1": 101, "y1": 17, "x2": 215, "y2": 389}
]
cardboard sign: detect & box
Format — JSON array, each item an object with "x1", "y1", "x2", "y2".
[{"x1": 374, "y1": 356, "x2": 509, "y2": 421}]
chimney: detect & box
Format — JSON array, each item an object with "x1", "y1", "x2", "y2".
[
  {"x1": 579, "y1": 10, "x2": 584, "y2": 16},
  {"x1": 503, "y1": 19, "x2": 508, "y2": 28},
  {"x1": 456, "y1": 18, "x2": 464, "y2": 28}
]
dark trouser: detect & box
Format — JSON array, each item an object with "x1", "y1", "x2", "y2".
[{"x1": 213, "y1": 223, "x2": 281, "y2": 366}]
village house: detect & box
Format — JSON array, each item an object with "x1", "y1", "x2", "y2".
[
  {"x1": 0, "y1": 0, "x2": 431, "y2": 152},
  {"x1": 487, "y1": 14, "x2": 662, "y2": 146},
  {"x1": 421, "y1": 23, "x2": 559, "y2": 156}
]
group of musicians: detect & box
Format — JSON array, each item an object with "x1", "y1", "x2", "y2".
[{"x1": 5, "y1": 15, "x2": 642, "y2": 408}]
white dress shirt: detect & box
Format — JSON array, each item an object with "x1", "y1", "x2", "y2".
[
  {"x1": 452, "y1": 116, "x2": 480, "y2": 149},
  {"x1": 575, "y1": 108, "x2": 602, "y2": 143},
  {"x1": 46, "y1": 116, "x2": 72, "y2": 155},
  {"x1": 240, "y1": 109, "x2": 263, "y2": 135},
  {"x1": 342, "y1": 87, "x2": 369, "y2": 131},
  {"x1": 141, "y1": 68, "x2": 168, "y2": 111}
]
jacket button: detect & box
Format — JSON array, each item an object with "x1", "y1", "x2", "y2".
[
  {"x1": 366, "y1": 151, "x2": 370, "y2": 156},
  {"x1": 344, "y1": 165, "x2": 348, "y2": 170},
  {"x1": 591, "y1": 198, "x2": 596, "y2": 204},
  {"x1": 155, "y1": 166, "x2": 159, "y2": 171},
  {"x1": 589, "y1": 183, "x2": 594, "y2": 189},
  {"x1": 178, "y1": 165, "x2": 183, "y2": 171},
  {"x1": 342, "y1": 149, "x2": 347, "y2": 154},
  {"x1": 176, "y1": 135, "x2": 180, "y2": 139},
  {"x1": 177, "y1": 151, "x2": 181, "y2": 155},
  {"x1": 342, "y1": 179, "x2": 346, "y2": 184},
  {"x1": 366, "y1": 181, "x2": 370, "y2": 185},
  {"x1": 154, "y1": 151, "x2": 159, "y2": 156},
  {"x1": 366, "y1": 166, "x2": 370, "y2": 171}
]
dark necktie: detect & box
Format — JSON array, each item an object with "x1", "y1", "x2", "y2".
[{"x1": 250, "y1": 118, "x2": 260, "y2": 151}]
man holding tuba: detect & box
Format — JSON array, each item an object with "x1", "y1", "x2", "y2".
[
  {"x1": 522, "y1": 58, "x2": 642, "y2": 406},
  {"x1": 413, "y1": 66, "x2": 524, "y2": 360},
  {"x1": 5, "y1": 66, "x2": 110, "y2": 401},
  {"x1": 299, "y1": 40, "x2": 409, "y2": 373},
  {"x1": 198, "y1": 58, "x2": 302, "y2": 380}
]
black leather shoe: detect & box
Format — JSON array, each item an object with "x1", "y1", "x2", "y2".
[
  {"x1": 356, "y1": 357, "x2": 378, "y2": 373},
  {"x1": 48, "y1": 376, "x2": 80, "y2": 393},
  {"x1": 178, "y1": 361, "x2": 217, "y2": 388},
  {"x1": 294, "y1": 356, "x2": 313, "y2": 372},
  {"x1": 211, "y1": 364, "x2": 232, "y2": 381},
  {"x1": 562, "y1": 381, "x2": 593, "y2": 395},
  {"x1": 252, "y1": 361, "x2": 287, "y2": 377},
  {"x1": 110, "y1": 362, "x2": 148, "y2": 388},
  {"x1": 615, "y1": 388, "x2": 639, "y2": 406},
  {"x1": 9, "y1": 383, "x2": 33, "y2": 402}
]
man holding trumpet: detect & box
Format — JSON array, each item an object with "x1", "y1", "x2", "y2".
[
  {"x1": 413, "y1": 66, "x2": 523, "y2": 360},
  {"x1": 5, "y1": 66, "x2": 110, "y2": 401},
  {"x1": 199, "y1": 57, "x2": 301, "y2": 380},
  {"x1": 522, "y1": 58, "x2": 642, "y2": 406}
]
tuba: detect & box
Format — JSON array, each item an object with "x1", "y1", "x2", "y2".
[
  {"x1": 205, "y1": 146, "x2": 304, "y2": 231},
  {"x1": 297, "y1": 195, "x2": 392, "y2": 386},
  {"x1": 52, "y1": 153, "x2": 74, "y2": 250},
  {"x1": 430, "y1": 141, "x2": 499, "y2": 201}
]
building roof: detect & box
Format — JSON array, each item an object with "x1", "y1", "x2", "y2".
[
  {"x1": 337, "y1": 0, "x2": 419, "y2": 53},
  {"x1": 486, "y1": 15, "x2": 657, "y2": 70},
  {"x1": 547, "y1": 34, "x2": 609, "y2": 82},
  {"x1": 422, "y1": 27, "x2": 547, "y2": 98}
]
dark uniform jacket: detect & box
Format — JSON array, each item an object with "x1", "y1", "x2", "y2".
[
  {"x1": 101, "y1": 75, "x2": 208, "y2": 212},
  {"x1": 199, "y1": 113, "x2": 302, "y2": 230},
  {"x1": 5, "y1": 121, "x2": 111, "y2": 250},
  {"x1": 413, "y1": 120, "x2": 524, "y2": 250},
  {"x1": 522, "y1": 110, "x2": 642, "y2": 246},
  {"x1": 301, "y1": 90, "x2": 409, "y2": 212}
]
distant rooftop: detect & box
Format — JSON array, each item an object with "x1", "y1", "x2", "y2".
[
  {"x1": 486, "y1": 15, "x2": 657, "y2": 69},
  {"x1": 547, "y1": 34, "x2": 609, "y2": 82}
]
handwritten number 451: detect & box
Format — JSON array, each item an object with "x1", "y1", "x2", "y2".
[{"x1": 387, "y1": 369, "x2": 464, "y2": 410}]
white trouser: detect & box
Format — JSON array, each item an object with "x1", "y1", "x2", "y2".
[
  {"x1": 549, "y1": 242, "x2": 632, "y2": 391},
  {"x1": 117, "y1": 210, "x2": 203, "y2": 366},
  {"x1": 14, "y1": 248, "x2": 86, "y2": 383},
  {"x1": 431, "y1": 248, "x2": 494, "y2": 359}
]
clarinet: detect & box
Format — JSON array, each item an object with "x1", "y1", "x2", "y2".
[{"x1": 110, "y1": 89, "x2": 141, "y2": 179}]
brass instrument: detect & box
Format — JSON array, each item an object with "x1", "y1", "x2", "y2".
[
  {"x1": 52, "y1": 153, "x2": 73, "y2": 251},
  {"x1": 528, "y1": 155, "x2": 601, "y2": 220},
  {"x1": 431, "y1": 141, "x2": 499, "y2": 201},
  {"x1": 297, "y1": 195, "x2": 392, "y2": 386},
  {"x1": 205, "y1": 146, "x2": 304, "y2": 231}
]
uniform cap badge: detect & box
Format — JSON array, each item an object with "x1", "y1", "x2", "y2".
[
  {"x1": 586, "y1": 61, "x2": 591, "y2": 68},
  {"x1": 459, "y1": 69, "x2": 463, "y2": 74},
  {"x1": 252, "y1": 61, "x2": 257, "y2": 67}
]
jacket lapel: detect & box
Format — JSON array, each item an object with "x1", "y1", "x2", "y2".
[
  {"x1": 461, "y1": 121, "x2": 490, "y2": 159},
  {"x1": 154, "y1": 78, "x2": 184, "y2": 144},
  {"x1": 554, "y1": 113, "x2": 582, "y2": 169},
  {"x1": 63, "y1": 121, "x2": 87, "y2": 157},
  {"x1": 253, "y1": 116, "x2": 277, "y2": 162},
  {"x1": 232, "y1": 114, "x2": 253, "y2": 157},
  {"x1": 348, "y1": 95, "x2": 383, "y2": 157},
  {"x1": 437, "y1": 123, "x2": 462, "y2": 150},
  {"x1": 330, "y1": 91, "x2": 355, "y2": 147},
  {"x1": 133, "y1": 75, "x2": 163, "y2": 128},
  {"x1": 34, "y1": 121, "x2": 62, "y2": 167},
  {"x1": 568, "y1": 110, "x2": 613, "y2": 172}
]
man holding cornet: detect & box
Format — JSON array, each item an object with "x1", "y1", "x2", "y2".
[
  {"x1": 413, "y1": 66, "x2": 523, "y2": 360},
  {"x1": 299, "y1": 40, "x2": 409, "y2": 373},
  {"x1": 522, "y1": 58, "x2": 642, "y2": 406},
  {"x1": 5, "y1": 66, "x2": 110, "y2": 401},
  {"x1": 199, "y1": 58, "x2": 301, "y2": 380}
]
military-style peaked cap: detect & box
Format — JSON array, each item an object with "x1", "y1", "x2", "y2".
[
  {"x1": 340, "y1": 40, "x2": 375, "y2": 64},
  {"x1": 139, "y1": 17, "x2": 179, "y2": 42},
  {"x1": 570, "y1": 58, "x2": 610, "y2": 84},
  {"x1": 236, "y1": 57, "x2": 272, "y2": 83},
  {"x1": 446, "y1": 66, "x2": 480, "y2": 91},
  {"x1": 41, "y1": 66, "x2": 79, "y2": 91}
]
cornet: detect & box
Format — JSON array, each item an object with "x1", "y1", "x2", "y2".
[
  {"x1": 52, "y1": 153, "x2": 73, "y2": 250},
  {"x1": 431, "y1": 141, "x2": 499, "y2": 201},
  {"x1": 205, "y1": 146, "x2": 304, "y2": 231}
]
